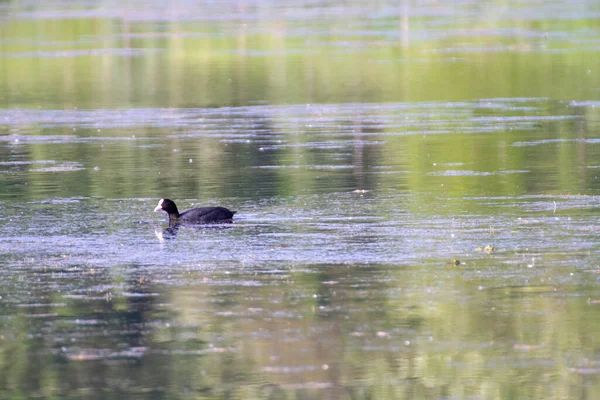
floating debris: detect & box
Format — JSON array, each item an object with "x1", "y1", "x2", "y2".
[{"x1": 475, "y1": 245, "x2": 495, "y2": 253}]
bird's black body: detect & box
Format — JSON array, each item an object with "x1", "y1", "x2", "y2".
[{"x1": 154, "y1": 198, "x2": 236, "y2": 225}]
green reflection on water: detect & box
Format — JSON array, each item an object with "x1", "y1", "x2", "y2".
[
  {"x1": 2, "y1": 102, "x2": 600, "y2": 203},
  {"x1": 1, "y1": 262, "x2": 600, "y2": 399},
  {"x1": 1, "y1": 2, "x2": 600, "y2": 108}
]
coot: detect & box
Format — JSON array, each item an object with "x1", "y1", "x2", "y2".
[{"x1": 154, "y1": 198, "x2": 236, "y2": 225}]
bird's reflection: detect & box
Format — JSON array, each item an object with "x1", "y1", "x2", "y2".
[
  {"x1": 154, "y1": 221, "x2": 235, "y2": 242},
  {"x1": 154, "y1": 225, "x2": 180, "y2": 241}
]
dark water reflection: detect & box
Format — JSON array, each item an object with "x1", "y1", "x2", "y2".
[{"x1": 2, "y1": 0, "x2": 600, "y2": 399}]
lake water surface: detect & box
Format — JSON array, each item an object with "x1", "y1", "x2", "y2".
[{"x1": 1, "y1": 1, "x2": 600, "y2": 399}]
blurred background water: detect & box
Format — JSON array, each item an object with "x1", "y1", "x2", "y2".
[{"x1": 1, "y1": 1, "x2": 600, "y2": 399}]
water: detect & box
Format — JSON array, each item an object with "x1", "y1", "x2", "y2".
[{"x1": 2, "y1": 1, "x2": 600, "y2": 399}]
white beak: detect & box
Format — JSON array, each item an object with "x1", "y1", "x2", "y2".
[{"x1": 154, "y1": 199, "x2": 164, "y2": 212}]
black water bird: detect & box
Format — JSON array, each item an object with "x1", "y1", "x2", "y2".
[{"x1": 154, "y1": 198, "x2": 236, "y2": 225}]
